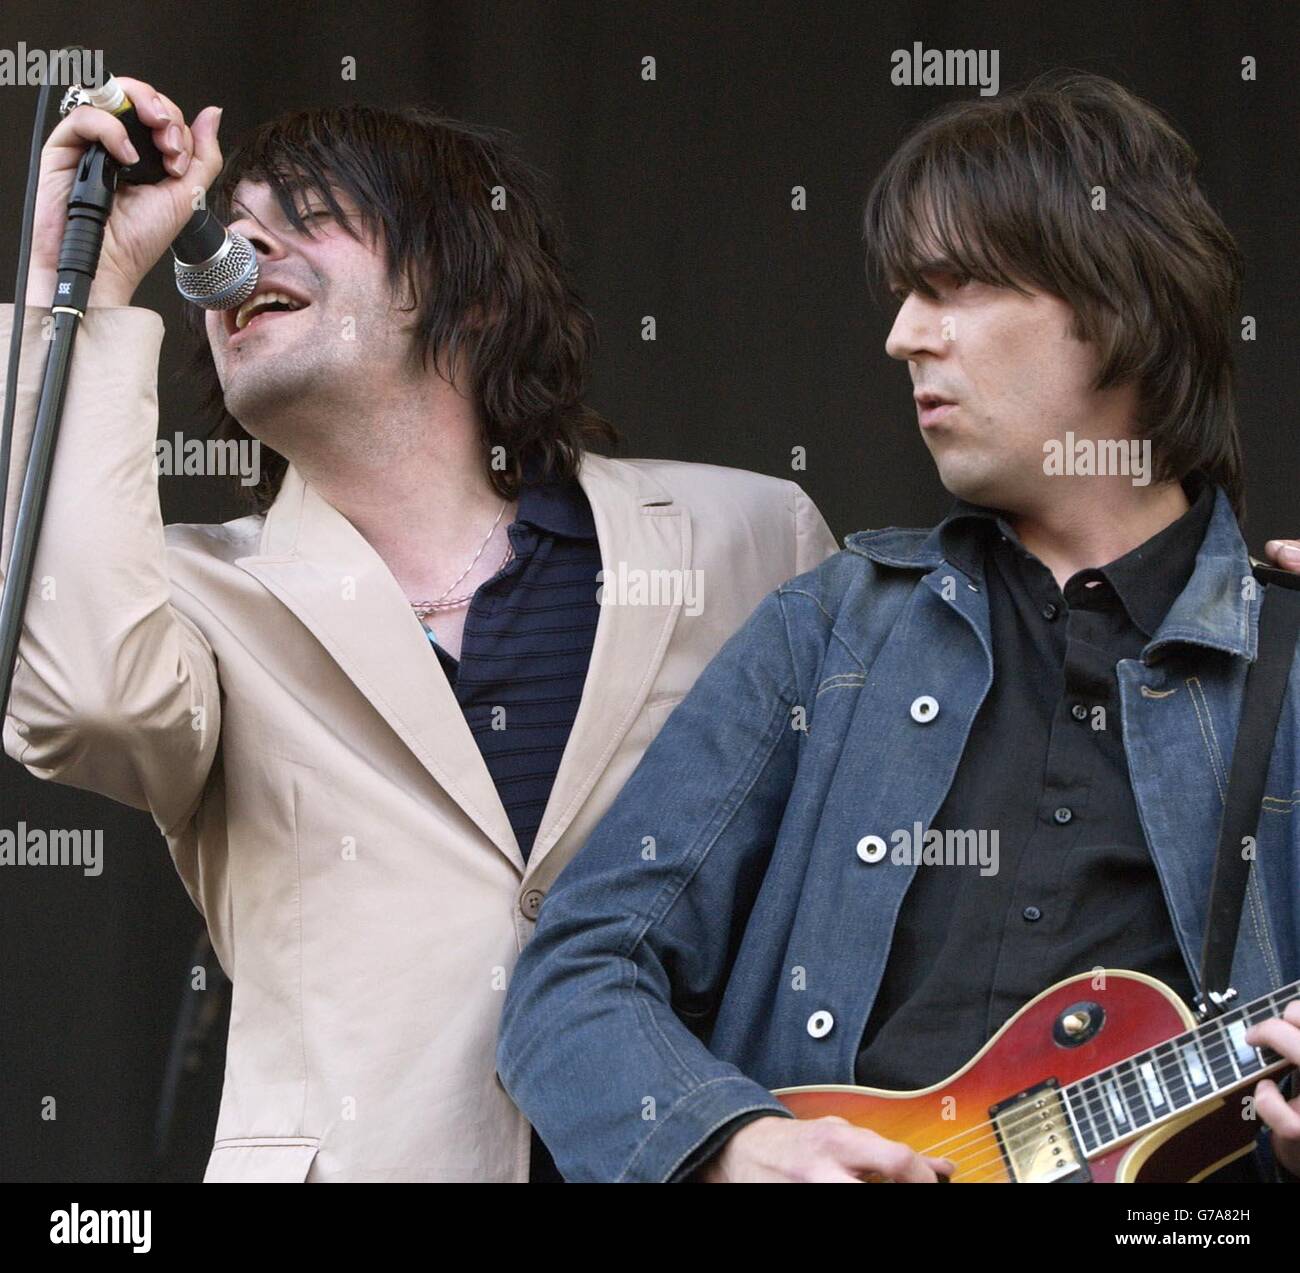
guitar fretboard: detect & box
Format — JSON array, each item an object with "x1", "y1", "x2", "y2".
[{"x1": 1061, "y1": 980, "x2": 1300, "y2": 1156}]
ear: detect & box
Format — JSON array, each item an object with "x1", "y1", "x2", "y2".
[{"x1": 392, "y1": 266, "x2": 420, "y2": 313}]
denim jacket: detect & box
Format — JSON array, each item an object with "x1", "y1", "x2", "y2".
[{"x1": 497, "y1": 487, "x2": 1300, "y2": 1182}]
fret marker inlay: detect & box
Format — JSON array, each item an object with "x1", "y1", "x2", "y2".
[{"x1": 1139, "y1": 1061, "x2": 1166, "y2": 1108}]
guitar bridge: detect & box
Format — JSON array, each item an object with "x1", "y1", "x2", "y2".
[{"x1": 990, "y1": 1079, "x2": 1091, "y2": 1183}]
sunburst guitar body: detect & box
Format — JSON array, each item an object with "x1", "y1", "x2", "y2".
[{"x1": 775, "y1": 969, "x2": 1299, "y2": 1182}]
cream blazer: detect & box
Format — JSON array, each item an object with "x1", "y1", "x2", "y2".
[{"x1": 0, "y1": 304, "x2": 838, "y2": 1181}]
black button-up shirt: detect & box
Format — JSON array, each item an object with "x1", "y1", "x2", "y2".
[{"x1": 855, "y1": 477, "x2": 1215, "y2": 1093}]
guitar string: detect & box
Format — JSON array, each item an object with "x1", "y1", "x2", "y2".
[
  {"x1": 914, "y1": 1036, "x2": 1287, "y2": 1179},
  {"x1": 913, "y1": 1023, "x2": 1264, "y2": 1161},
  {"x1": 937, "y1": 1105, "x2": 1121, "y2": 1181},
  {"x1": 938, "y1": 988, "x2": 1296, "y2": 1162},
  {"x1": 914, "y1": 1032, "x2": 1286, "y2": 1181},
  {"x1": 856, "y1": 1001, "x2": 1296, "y2": 1179},
  {"x1": 953, "y1": 1116, "x2": 1130, "y2": 1182}
]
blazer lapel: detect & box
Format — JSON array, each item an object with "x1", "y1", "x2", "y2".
[
  {"x1": 526, "y1": 454, "x2": 691, "y2": 871},
  {"x1": 236, "y1": 466, "x2": 523, "y2": 871}
]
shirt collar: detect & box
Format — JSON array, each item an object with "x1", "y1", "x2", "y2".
[
  {"x1": 937, "y1": 472, "x2": 1216, "y2": 638},
  {"x1": 1085, "y1": 474, "x2": 1215, "y2": 637},
  {"x1": 513, "y1": 458, "x2": 597, "y2": 540}
]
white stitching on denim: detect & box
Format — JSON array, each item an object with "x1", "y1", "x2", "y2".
[
  {"x1": 779, "y1": 587, "x2": 868, "y2": 672},
  {"x1": 1246, "y1": 870, "x2": 1283, "y2": 988},
  {"x1": 621, "y1": 1077, "x2": 786, "y2": 1182},
  {"x1": 816, "y1": 673, "x2": 865, "y2": 698},
  {"x1": 778, "y1": 586, "x2": 836, "y2": 625},
  {"x1": 1185, "y1": 676, "x2": 1227, "y2": 801}
]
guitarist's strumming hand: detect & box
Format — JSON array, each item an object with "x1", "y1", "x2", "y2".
[
  {"x1": 695, "y1": 1114, "x2": 956, "y2": 1183},
  {"x1": 1245, "y1": 998, "x2": 1300, "y2": 1178}
]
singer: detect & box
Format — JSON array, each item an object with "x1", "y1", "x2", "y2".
[{"x1": 0, "y1": 75, "x2": 837, "y2": 1182}]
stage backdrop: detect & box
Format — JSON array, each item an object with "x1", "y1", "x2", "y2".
[{"x1": 1, "y1": 0, "x2": 1296, "y2": 1180}]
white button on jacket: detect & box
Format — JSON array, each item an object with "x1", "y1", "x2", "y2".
[
  {"x1": 910, "y1": 694, "x2": 939, "y2": 723},
  {"x1": 806, "y1": 1011, "x2": 835, "y2": 1038},
  {"x1": 856, "y1": 834, "x2": 888, "y2": 863}
]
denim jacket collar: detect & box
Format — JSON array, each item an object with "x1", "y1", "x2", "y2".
[{"x1": 844, "y1": 485, "x2": 1258, "y2": 664}]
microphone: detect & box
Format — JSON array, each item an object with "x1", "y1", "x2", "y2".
[
  {"x1": 168, "y1": 208, "x2": 259, "y2": 312},
  {"x1": 80, "y1": 77, "x2": 258, "y2": 311}
]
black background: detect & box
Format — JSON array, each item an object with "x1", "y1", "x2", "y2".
[{"x1": 0, "y1": 0, "x2": 1296, "y2": 1181}]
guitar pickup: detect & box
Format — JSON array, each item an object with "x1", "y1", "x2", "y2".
[{"x1": 990, "y1": 1079, "x2": 1091, "y2": 1183}]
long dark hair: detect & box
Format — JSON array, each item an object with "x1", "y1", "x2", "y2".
[
  {"x1": 182, "y1": 103, "x2": 618, "y2": 512},
  {"x1": 863, "y1": 71, "x2": 1245, "y2": 517}
]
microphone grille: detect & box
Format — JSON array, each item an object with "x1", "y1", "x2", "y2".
[{"x1": 173, "y1": 231, "x2": 259, "y2": 310}]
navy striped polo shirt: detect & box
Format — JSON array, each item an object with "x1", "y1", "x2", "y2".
[{"x1": 423, "y1": 474, "x2": 601, "y2": 862}]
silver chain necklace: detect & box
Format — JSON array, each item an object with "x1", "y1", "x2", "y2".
[{"x1": 410, "y1": 501, "x2": 511, "y2": 618}]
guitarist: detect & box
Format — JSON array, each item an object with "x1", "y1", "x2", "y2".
[{"x1": 496, "y1": 71, "x2": 1300, "y2": 1183}]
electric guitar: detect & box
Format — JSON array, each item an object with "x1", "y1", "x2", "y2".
[{"x1": 774, "y1": 969, "x2": 1299, "y2": 1182}]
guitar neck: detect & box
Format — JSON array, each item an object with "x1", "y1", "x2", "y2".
[{"x1": 1061, "y1": 978, "x2": 1300, "y2": 1157}]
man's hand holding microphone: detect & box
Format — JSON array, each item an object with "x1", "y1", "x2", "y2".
[{"x1": 25, "y1": 77, "x2": 223, "y2": 310}]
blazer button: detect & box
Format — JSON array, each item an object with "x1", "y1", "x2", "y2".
[
  {"x1": 910, "y1": 695, "x2": 939, "y2": 723},
  {"x1": 807, "y1": 1010, "x2": 835, "y2": 1039},
  {"x1": 855, "y1": 835, "x2": 888, "y2": 864},
  {"x1": 520, "y1": 888, "x2": 546, "y2": 920}
]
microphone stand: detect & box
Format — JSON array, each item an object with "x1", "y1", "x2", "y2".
[{"x1": 0, "y1": 141, "x2": 119, "y2": 713}]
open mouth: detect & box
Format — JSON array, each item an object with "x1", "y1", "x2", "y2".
[{"x1": 227, "y1": 288, "x2": 310, "y2": 337}]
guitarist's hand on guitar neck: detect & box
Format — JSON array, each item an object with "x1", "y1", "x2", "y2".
[
  {"x1": 694, "y1": 1114, "x2": 956, "y2": 1183},
  {"x1": 1246, "y1": 999, "x2": 1300, "y2": 1179}
]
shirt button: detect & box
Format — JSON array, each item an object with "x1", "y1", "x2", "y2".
[
  {"x1": 520, "y1": 888, "x2": 546, "y2": 920},
  {"x1": 1041, "y1": 603, "x2": 1059, "y2": 621},
  {"x1": 855, "y1": 835, "x2": 888, "y2": 864},
  {"x1": 1053, "y1": 807, "x2": 1073, "y2": 825},
  {"x1": 1071, "y1": 703, "x2": 1089, "y2": 721},
  {"x1": 807, "y1": 1010, "x2": 835, "y2": 1039},
  {"x1": 909, "y1": 695, "x2": 939, "y2": 724},
  {"x1": 1023, "y1": 905, "x2": 1043, "y2": 922}
]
